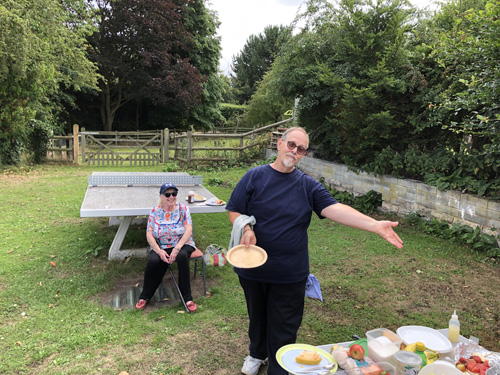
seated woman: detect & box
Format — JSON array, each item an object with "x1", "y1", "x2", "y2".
[{"x1": 135, "y1": 182, "x2": 198, "y2": 312}]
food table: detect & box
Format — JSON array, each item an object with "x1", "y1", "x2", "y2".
[
  {"x1": 80, "y1": 172, "x2": 226, "y2": 260},
  {"x1": 278, "y1": 326, "x2": 499, "y2": 375},
  {"x1": 317, "y1": 329, "x2": 470, "y2": 357}
]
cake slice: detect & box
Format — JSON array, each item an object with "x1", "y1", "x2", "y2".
[{"x1": 295, "y1": 350, "x2": 322, "y2": 365}]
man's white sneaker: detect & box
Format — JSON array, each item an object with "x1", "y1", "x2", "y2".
[{"x1": 241, "y1": 355, "x2": 266, "y2": 375}]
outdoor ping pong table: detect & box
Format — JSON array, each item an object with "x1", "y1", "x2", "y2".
[{"x1": 80, "y1": 172, "x2": 226, "y2": 260}]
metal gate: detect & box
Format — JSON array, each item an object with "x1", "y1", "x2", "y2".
[{"x1": 80, "y1": 130, "x2": 164, "y2": 166}]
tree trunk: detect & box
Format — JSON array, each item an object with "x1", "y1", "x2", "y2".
[{"x1": 99, "y1": 81, "x2": 124, "y2": 131}]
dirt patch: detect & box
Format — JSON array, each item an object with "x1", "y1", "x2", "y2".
[{"x1": 95, "y1": 271, "x2": 210, "y2": 311}]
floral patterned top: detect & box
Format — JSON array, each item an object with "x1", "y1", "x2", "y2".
[{"x1": 147, "y1": 203, "x2": 195, "y2": 248}]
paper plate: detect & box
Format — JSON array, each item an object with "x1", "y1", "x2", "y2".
[
  {"x1": 226, "y1": 245, "x2": 267, "y2": 268},
  {"x1": 397, "y1": 326, "x2": 453, "y2": 353},
  {"x1": 276, "y1": 343, "x2": 337, "y2": 375}
]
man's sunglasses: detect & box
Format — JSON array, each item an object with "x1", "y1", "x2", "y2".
[
  {"x1": 163, "y1": 191, "x2": 178, "y2": 198},
  {"x1": 286, "y1": 141, "x2": 308, "y2": 155}
]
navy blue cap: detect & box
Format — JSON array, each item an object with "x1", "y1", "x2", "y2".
[{"x1": 160, "y1": 182, "x2": 178, "y2": 195}]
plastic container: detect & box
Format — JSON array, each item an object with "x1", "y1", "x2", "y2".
[
  {"x1": 366, "y1": 328, "x2": 402, "y2": 367},
  {"x1": 346, "y1": 362, "x2": 396, "y2": 375},
  {"x1": 448, "y1": 310, "x2": 460, "y2": 343},
  {"x1": 394, "y1": 350, "x2": 422, "y2": 375},
  {"x1": 404, "y1": 342, "x2": 441, "y2": 368},
  {"x1": 378, "y1": 362, "x2": 397, "y2": 375},
  {"x1": 350, "y1": 338, "x2": 369, "y2": 354},
  {"x1": 188, "y1": 191, "x2": 195, "y2": 203},
  {"x1": 419, "y1": 360, "x2": 463, "y2": 375}
]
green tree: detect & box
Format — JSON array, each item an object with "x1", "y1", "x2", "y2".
[
  {"x1": 183, "y1": 0, "x2": 224, "y2": 130},
  {"x1": 272, "y1": 0, "x2": 417, "y2": 165},
  {"x1": 424, "y1": 0, "x2": 499, "y2": 185},
  {"x1": 87, "y1": 0, "x2": 203, "y2": 131},
  {"x1": 0, "y1": 0, "x2": 98, "y2": 165},
  {"x1": 231, "y1": 25, "x2": 293, "y2": 104},
  {"x1": 246, "y1": 69, "x2": 294, "y2": 126}
]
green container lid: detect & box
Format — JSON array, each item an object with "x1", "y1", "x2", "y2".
[{"x1": 349, "y1": 338, "x2": 368, "y2": 354}]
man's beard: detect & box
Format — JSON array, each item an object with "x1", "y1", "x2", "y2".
[{"x1": 283, "y1": 153, "x2": 297, "y2": 168}]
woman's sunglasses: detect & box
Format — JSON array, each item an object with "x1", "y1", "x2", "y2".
[
  {"x1": 163, "y1": 191, "x2": 178, "y2": 198},
  {"x1": 286, "y1": 141, "x2": 308, "y2": 155}
]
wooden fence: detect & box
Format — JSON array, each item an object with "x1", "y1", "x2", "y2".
[
  {"x1": 80, "y1": 128, "x2": 165, "y2": 166},
  {"x1": 46, "y1": 120, "x2": 292, "y2": 166}
]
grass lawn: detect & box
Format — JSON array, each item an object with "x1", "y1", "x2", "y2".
[{"x1": 0, "y1": 163, "x2": 499, "y2": 375}]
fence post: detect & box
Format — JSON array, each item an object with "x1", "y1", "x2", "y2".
[
  {"x1": 81, "y1": 127, "x2": 86, "y2": 164},
  {"x1": 73, "y1": 124, "x2": 80, "y2": 164},
  {"x1": 239, "y1": 135, "x2": 244, "y2": 159},
  {"x1": 187, "y1": 131, "x2": 192, "y2": 163},
  {"x1": 174, "y1": 131, "x2": 179, "y2": 159},
  {"x1": 163, "y1": 128, "x2": 169, "y2": 162}
]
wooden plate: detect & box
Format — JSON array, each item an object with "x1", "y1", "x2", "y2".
[{"x1": 227, "y1": 245, "x2": 268, "y2": 268}]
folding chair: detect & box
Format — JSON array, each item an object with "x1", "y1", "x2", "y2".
[
  {"x1": 189, "y1": 248, "x2": 206, "y2": 296},
  {"x1": 152, "y1": 238, "x2": 206, "y2": 313}
]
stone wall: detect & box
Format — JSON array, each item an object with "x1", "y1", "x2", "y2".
[{"x1": 266, "y1": 150, "x2": 500, "y2": 235}]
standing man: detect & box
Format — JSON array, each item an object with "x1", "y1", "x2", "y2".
[{"x1": 226, "y1": 127, "x2": 403, "y2": 375}]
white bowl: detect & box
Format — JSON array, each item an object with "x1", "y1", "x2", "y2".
[
  {"x1": 419, "y1": 361, "x2": 463, "y2": 375},
  {"x1": 396, "y1": 326, "x2": 453, "y2": 354}
]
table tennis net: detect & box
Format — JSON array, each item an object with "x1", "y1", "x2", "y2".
[{"x1": 87, "y1": 175, "x2": 203, "y2": 186}]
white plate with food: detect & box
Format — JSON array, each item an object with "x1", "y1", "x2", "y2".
[
  {"x1": 276, "y1": 343, "x2": 337, "y2": 375},
  {"x1": 205, "y1": 198, "x2": 226, "y2": 206},
  {"x1": 185, "y1": 194, "x2": 206, "y2": 202}
]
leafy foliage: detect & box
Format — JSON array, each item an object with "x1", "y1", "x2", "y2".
[
  {"x1": 86, "y1": 0, "x2": 204, "y2": 131},
  {"x1": 219, "y1": 103, "x2": 248, "y2": 129},
  {"x1": 404, "y1": 212, "x2": 500, "y2": 259},
  {"x1": 26, "y1": 119, "x2": 53, "y2": 164},
  {"x1": 246, "y1": 69, "x2": 294, "y2": 126},
  {"x1": 420, "y1": 0, "x2": 500, "y2": 194},
  {"x1": 0, "y1": 0, "x2": 98, "y2": 165},
  {"x1": 261, "y1": 0, "x2": 499, "y2": 198},
  {"x1": 231, "y1": 25, "x2": 293, "y2": 104},
  {"x1": 273, "y1": 0, "x2": 418, "y2": 164},
  {"x1": 182, "y1": 0, "x2": 225, "y2": 130},
  {"x1": 319, "y1": 178, "x2": 383, "y2": 214}
]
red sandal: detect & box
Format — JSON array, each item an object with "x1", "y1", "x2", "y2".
[
  {"x1": 135, "y1": 299, "x2": 147, "y2": 310},
  {"x1": 186, "y1": 301, "x2": 197, "y2": 312}
]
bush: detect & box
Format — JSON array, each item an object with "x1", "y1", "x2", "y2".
[
  {"x1": 319, "y1": 178, "x2": 383, "y2": 214},
  {"x1": 404, "y1": 212, "x2": 500, "y2": 260},
  {"x1": 219, "y1": 103, "x2": 247, "y2": 124},
  {"x1": 0, "y1": 137, "x2": 23, "y2": 166},
  {"x1": 27, "y1": 119, "x2": 53, "y2": 164}
]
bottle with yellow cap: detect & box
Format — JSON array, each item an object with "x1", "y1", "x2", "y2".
[
  {"x1": 404, "y1": 342, "x2": 439, "y2": 368},
  {"x1": 414, "y1": 342, "x2": 427, "y2": 367}
]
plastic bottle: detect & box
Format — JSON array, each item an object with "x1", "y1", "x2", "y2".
[
  {"x1": 414, "y1": 342, "x2": 428, "y2": 368},
  {"x1": 448, "y1": 310, "x2": 460, "y2": 343}
]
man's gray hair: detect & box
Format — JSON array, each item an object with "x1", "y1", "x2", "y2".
[{"x1": 281, "y1": 127, "x2": 309, "y2": 148}]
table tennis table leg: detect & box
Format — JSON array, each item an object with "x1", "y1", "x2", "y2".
[{"x1": 108, "y1": 216, "x2": 134, "y2": 260}]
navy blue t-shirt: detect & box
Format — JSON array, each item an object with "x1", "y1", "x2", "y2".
[{"x1": 226, "y1": 165, "x2": 337, "y2": 283}]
